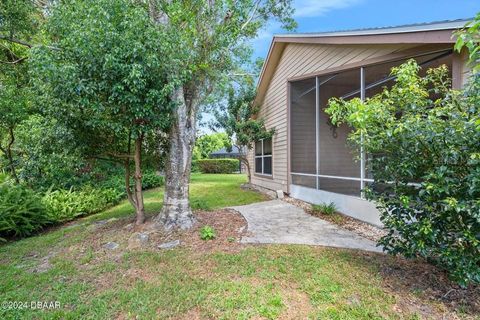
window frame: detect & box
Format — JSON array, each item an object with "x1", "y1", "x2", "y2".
[{"x1": 254, "y1": 138, "x2": 273, "y2": 176}]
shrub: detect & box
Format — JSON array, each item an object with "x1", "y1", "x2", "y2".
[
  {"x1": 99, "y1": 169, "x2": 164, "y2": 193},
  {"x1": 0, "y1": 182, "x2": 50, "y2": 240},
  {"x1": 326, "y1": 61, "x2": 480, "y2": 285},
  {"x1": 312, "y1": 202, "x2": 337, "y2": 215},
  {"x1": 200, "y1": 225, "x2": 216, "y2": 240},
  {"x1": 43, "y1": 187, "x2": 123, "y2": 222},
  {"x1": 194, "y1": 159, "x2": 239, "y2": 174},
  {"x1": 141, "y1": 170, "x2": 164, "y2": 190}
]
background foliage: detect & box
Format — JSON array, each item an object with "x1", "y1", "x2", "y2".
[{"x1": 194, "y1": 159, "x2": 240, "y2": 174}]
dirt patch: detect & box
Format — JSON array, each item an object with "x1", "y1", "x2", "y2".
[
  {"x1": 282, "y1": 196, "x2": 387, "y2": 242},
  {"x1": 68, "y1": 209, "x2": 248, "y2": 258},
  {"x1": 355, "y1": 251, "x2": 480, "y2": 319},
  {"x1": 278, "y1": 286, "x2": 312, "y2": 320}
]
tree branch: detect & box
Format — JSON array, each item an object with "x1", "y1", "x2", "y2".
[
  {"x1": 0, "y1": 35, "x2": 60, "y2": 51},
  {"x1": 0, "y1": 57, "x2": 27, "y2": 64},
  {"x1": 240, "y1": 0, "x2": 261, "y2": 31}
]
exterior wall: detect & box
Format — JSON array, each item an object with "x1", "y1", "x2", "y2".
[
  {"x1": 248, "y1": 43, "x2": 420, "y2": 193},
  {"x1": 290, "y1": 185, "x2": 382, "y2": 226}
]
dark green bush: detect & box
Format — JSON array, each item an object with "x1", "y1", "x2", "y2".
[
  {"x1": 326, "y1": 61, "x2": 480, "y2": 285},
  {"x1": 99, "y1": 169, "x2": 164, "y2": 192},
  {"x1": 141, "y1": 170, "x2": 164, "y2": 190},
  {"x1": 0, "y1": 181, "x2": 50, "y2": 240},
  {"x1": 194, "y1": 159, "x2": 239, "y2": 174}
]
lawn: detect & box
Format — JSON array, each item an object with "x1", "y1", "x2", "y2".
[{"x1": 0, "y1": 174, "x2": 477, "y2": 319}]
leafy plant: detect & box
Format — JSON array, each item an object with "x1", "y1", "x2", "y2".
[
  {"x1": 200, "y1": 225, "x2": 216, "y2": 240},
  {"x1": 43, "y1": 187, "x2": 123, "y2": 222},
  {"x1": 0, "y1": 182, "x2": 50, "y2": 240},
  {"x1": 312, "y1": 202, "x2": 337, "y2": 215},
  {"x1": 141, "y1": 171, "x2": 164, "y2": 190},
  {"x1": 326, "y1": 60, "x2": 480, "y2": 286}
]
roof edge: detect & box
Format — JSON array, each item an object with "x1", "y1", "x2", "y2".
[{"x1": 273, "y1": 19, "x2": 471, "y2": 39}]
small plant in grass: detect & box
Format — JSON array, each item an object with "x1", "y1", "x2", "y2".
[
  {"x1": 200, "y1": 225, "x2": 216, "y2": 240},
  {"x1": 191, "y1": 199, "x2": 211, "y2": 211},
  {"x1": 312, "y1": 202, "x2": 337, "y2": 215},
  {"x1": 227, "y1": 236, "x2": 236, "y2": 243}
]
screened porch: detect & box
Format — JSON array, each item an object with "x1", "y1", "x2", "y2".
[{"x1": 289, "y1": 49, "x2": 453, "y2": 199}]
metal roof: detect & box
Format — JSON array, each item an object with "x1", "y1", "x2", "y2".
[
  {"x1": 210, "y1": 146, "x2": 243, "y2": 156},
  {"x1": 274, "y1": 19, "x2": 471, "y2": 38}
]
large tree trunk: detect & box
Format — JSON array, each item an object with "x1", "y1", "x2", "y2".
[{"x1": 154, "y1": 86, "x2": 196, "y2": 230}]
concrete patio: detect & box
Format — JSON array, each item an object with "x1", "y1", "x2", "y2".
[{"x1": 230, "y1": 200, "x2": 382, "y2": 252}]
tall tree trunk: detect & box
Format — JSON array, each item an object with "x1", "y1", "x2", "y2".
[
  {"x1": 134, "y1": 136, "x2": 145, "y2": 225},
  {"x1": 154, "y1": 87, "x2": 196, "y2": 230}
]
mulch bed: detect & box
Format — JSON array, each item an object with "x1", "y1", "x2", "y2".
[
  {"x1": 282, "y1": 195, "x2": 387, "y2": 242},
  {"x1": 86, "y1": 209, "x2": 249, "y2": 255}
]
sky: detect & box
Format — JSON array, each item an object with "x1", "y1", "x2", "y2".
[
  {"x1": 252, "y1": 0, "x2": 480, "y2": 60},
  {"x1": 200, "y1": 0, "x2": 480, "y2": 135}
]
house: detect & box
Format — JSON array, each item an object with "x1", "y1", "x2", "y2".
[
  {"x1": 210, "y1": 146, "x2": 246, "y2": 173},
  {"x1": 247, "y1": 19, "x2": 471, "y2": 226}
]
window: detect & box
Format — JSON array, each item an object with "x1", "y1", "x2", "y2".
[{"x1": 255, "y1": 138, "x2": 273, "y2": 175}]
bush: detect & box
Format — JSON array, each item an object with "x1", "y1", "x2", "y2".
[
  {"x1": 99, "y1": 169, "x2": 164, "y2": 193},
  {"x1": 326, "y1": 61, "x2": 480, "y2": 285},
  {"x1": 0, "y1": 181, "x2": 50, "y2": 240},
  {"x1": 43, "y1": 187, "x2": 123, "y2": 222},
  {"x1": 194, "y1": 159, "x2": 239, "y2": 174},
  {"x1": 141, "y1": 170, "x2": 164, "y2": 190}
]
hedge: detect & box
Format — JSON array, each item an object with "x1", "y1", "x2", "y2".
[{"x1": 193, "y1": 159, "x2": 240, "y2": 174}]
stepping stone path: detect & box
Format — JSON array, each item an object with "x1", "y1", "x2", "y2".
[
  {"x1": 230, "y1": 200, "x2": 382, "y2": 252},
  {"x1": 158, "y1": 240, "x2": 180, "y2": 249},
  {"x1": 103, "y1": 242, "x2": 119, "y2": 250},
  {"x1": 127, "y1": 232, "x2": 150, "y2": 249}
]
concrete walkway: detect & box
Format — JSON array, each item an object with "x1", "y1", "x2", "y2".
[{"x1": 230, "y1": 200, "x2": 382, "y2": 253}]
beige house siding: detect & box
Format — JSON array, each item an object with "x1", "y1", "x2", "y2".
[{"x1": 248, "y1": 43, "x2": 434, "y2": 193}]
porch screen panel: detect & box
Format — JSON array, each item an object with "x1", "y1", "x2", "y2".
[
  {"x1": 317, "y1": 68, "x2": 361, "y2": 196},
  {"x1": 317, "y1": 177, "x2": 360, "y2": 197},
  {"x1": 290, "y1": 78, "x2": 316, "y2": 188}
]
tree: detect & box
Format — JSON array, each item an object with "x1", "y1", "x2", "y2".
[
  {"x1": 325, "y1": 59, "x2": 480, "y2": 285},
  {"x1": 214, "y1": 84, "x2": 274, "y2": 183},
  {"x1": 151, "y1": 0, "x2": 296, "y2": 229},
  {"x1": 193, "y1": 133, "x2": 231, "y2": 160},
  {"x1": 455, "y1": 12, "x2": 480, "y2": 74},
  {"x1": 0, "y1": 0, "x2": 41, "y2": 183},
  {"x1": 32, "y1": 0, "x2": 174, "y2": 224}
]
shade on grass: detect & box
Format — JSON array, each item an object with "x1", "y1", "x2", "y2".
[{"x1": 0, "y1": 174, "x2": 476, "y2": 319}]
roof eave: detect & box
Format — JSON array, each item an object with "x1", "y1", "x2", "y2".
[{"x1": 254, "y1": 26, "x2": 464, "y2": 106}]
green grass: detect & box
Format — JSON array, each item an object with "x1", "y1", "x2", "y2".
[{"x1": 0, "y1": 174, "x2": 473, "y2": 319}]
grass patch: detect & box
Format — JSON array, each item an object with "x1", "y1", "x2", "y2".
[{"x1": 0, "y1": 174, "x2": 477, "y2": 319}]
